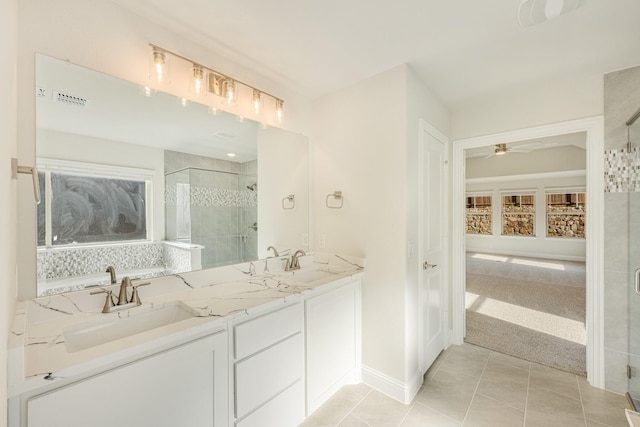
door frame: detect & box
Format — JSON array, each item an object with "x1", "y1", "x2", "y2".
[
  {"x1": 451, "y1": 116, "x2": 605, "y2": 388},
  {"x1": 418, "y1": 119, "x2": 450, "y2": 374}
]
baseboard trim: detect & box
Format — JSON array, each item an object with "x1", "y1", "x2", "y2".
[{"x1": 361, "y1": 365, "x2": 422, "y2": 404}]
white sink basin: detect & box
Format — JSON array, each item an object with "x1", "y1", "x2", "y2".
[
  {"x1": 63, "y1": 301, "x2": 198, "y2": 353},
  {"x1": 286, "y1": 269, "x2": 338, "y2": 283}
]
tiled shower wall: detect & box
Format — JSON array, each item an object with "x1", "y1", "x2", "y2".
[
  {"x1": 603, "y1": 64, "x2": 640, "y2": 393},
  {"x1": 165, "y1": 151, "x2": 257, "y2": 269}
]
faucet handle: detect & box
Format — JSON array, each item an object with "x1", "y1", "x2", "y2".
[
  {"x1": 130, "y1": 282, "x2": 150, "y2": 305},
  {"x1": 90, "y1": 289, "x2": 116, "y2": 313}
]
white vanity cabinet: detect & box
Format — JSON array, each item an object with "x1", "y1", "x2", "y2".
[
  {"x1": 305, "y1": 278, "x2": 362, "y2": 416},
  {"x1": 231, "y1": 301, "x2": 305, "y2": 427},
  {"x1": 20, "y1": 330, "x2": 228, "y2": 427}
]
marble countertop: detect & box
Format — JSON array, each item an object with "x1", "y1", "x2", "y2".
[{"x1": 8, "y1": 253, "x2": 364, "y2": 397}]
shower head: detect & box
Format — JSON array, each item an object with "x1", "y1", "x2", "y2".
[{"x1": 246, "y1": 183, "x2": 257, "y2": 191}]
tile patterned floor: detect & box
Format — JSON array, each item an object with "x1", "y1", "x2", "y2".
[{"x1": 301, "y1": 343, "x2": 630, "y2": 427}]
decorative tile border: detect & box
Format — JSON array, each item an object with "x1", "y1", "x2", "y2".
[
  {"x1": 604, "y1": 147, "x2": 640, "y2": 192},
  {"x1": 165, "y1": 184, "x2": 257, "y2": 207}
]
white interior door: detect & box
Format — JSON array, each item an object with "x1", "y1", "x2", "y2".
[{"x1": 419, "y1": 121, "x2": 447, "y2": 374}]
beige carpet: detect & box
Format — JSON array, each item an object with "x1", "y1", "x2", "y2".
[{"x1": 465, "y1": 252, "x2": 587, "y2": 375}]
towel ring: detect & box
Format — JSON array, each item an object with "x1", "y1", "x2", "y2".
[
  {"x1": 326, "y1": 191, "x2": 343, "y2": 209},
  {"x1": 282, "y1": 194, "x2": 295, "y2": 210}
]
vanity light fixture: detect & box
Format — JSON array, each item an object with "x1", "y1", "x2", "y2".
[
  {"x1": 148, "y1": 44, "x2": 285, "y2": 123},
  {"x1": 149, "y1": 47, "x2": 169, "y2": 84},
  {"x1": 517, "y1": 0, "x2": 587, "y2": 27},
  {"x1": 275, "y1": 99, "x2": 284, "y2": 123},
  {"x1": 190, "y1": 64, "x2": 206, "y2": 97},
  {"x1": 253, "y1": 89, "x2": 262, "y2": 115},
  {"x1": 224, "y1": 79, "x2": 237, "y2": 105}
]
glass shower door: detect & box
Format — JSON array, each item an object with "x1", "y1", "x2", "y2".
[{"x1": 627, "y1": 118, "x2": 640, "y2": 409}]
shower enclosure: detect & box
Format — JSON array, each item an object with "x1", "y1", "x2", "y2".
[
  {"x1": 627, "y1": 107, "x2": 640, "y2": 409},
  {"x1": 165, "y1": 166, "x2": 258, "y2": 269}
]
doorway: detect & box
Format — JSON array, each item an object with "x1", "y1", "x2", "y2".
[{"x1": 451, "y1": 117, "x2": 605, "y2": 388}]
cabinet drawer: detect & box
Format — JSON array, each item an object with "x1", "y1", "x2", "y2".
[
  {"x1": 235, "y1": 332, "x2": 303, "y2": 419},
  {"x1": 236, "y1": 380, "x2": 304, "y2": 427},
  {"x1": 234, "y1": 302, "x2": 302, "y2": 359}
]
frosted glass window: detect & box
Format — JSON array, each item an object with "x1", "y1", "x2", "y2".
[{"x1": 37, "y1": 172, "x2": 147, "y2": 246}]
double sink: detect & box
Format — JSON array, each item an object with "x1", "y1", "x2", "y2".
[{"x1": 61, "y1": 268, "x2": 339, "y2": 353}]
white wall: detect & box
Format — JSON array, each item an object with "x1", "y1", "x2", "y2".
[
  {"x1": 405, "y1": 67, "x2": 450, "y2": 392},
  {"x1": 313, "y1": 65, "x2": 408, "y2": 384},
  {"x1": 1, "y1": 0, "x2": 18, "y2": 424},
  {"x1": 466, "y1": 174, "x2": 587, "y2": 261},
  {"x1": 313, "y1": 64, "x2": 450, "y2": 400},
  {"x1": 17, "y1": 0, "x2": 312, "y2": 299},
  {"x1": 451, "y1": 74, "x2": 603, "y2": 141}
]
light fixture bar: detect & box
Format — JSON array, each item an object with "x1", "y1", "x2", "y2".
[{"x1": 149, "y1": 43, "x2": 284, "y2": 110}]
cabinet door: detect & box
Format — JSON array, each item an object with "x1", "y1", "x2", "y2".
[
  {"x1": 305, "y1": 281, "x2": 361, "y2": 415},
  {"x1": 27, "y1": 332, "x2": 228, "y2": 427}
]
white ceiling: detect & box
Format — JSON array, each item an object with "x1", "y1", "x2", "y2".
[{"x1": 111, "y1": 0, "x2": 640, "y2": 110}]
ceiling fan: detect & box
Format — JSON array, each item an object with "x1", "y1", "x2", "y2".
[{"x1": 468, "y1": 141, "x2": 557, "y2": 159}]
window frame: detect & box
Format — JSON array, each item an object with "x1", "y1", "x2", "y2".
[
  {"x1": 545, "y1": 188, "x2": 586, "y2": 239},
  {"x1": 37, "y1": 158, "x2": 154, "y2": 248},
  {"x1": 465, "y1": 193, "x2": 493, "y2": 235},
  {"x1": 500, "y1": 191, "x2": 536, "y2": 237}
]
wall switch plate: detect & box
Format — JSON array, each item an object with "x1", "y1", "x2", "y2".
[
  {"x1": 319, "y1": 234, "x2": 326, "y2": 249},
  {"x1": 302, "y1": 233, "x2": 309, "y2": 246}
]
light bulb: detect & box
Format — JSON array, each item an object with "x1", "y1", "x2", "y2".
[
  {"x1": 252, "y1": 89, "x2": 262, "y2": 115},
  {"x1": 275, "y1": 99, "x2": 284, "y2": 123},
  {"x1": 189, "y1": 64, "x2": 206, "y2": 97},
  {"x1": 149, "y1": 47, "x2": 169, "y2": 84},
  {"x1": 225, "y1": 79, "x2": 236, "y2": 105}
]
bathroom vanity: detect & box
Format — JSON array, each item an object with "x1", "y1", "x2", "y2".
[{"x1": 8, "y1": 253, "x2": 363, "y2": 427}]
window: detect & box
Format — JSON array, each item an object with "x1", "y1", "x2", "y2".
[
  {"x1": 502, "y1": 193, "x2": 535, "y2": 236},
  {"x1": 466, "y1": 194, "x2": 492, "y2": 235},
  {"x1": 37, "y1": 161, "x2": 151, "y2": 247},
  {"x1": 546, "y1": 191, "x2": 586, "y2": 238}
]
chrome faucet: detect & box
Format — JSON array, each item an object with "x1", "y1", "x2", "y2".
[
  {"x1": 91, "y1": 276, "x2": 150, "y2": 313},
  {"x1": 105, "y1": 265, "x2": 117, "y2": 284},
  {"x1": 285, "y1": 249, "x2": 306, "y2": 271}
]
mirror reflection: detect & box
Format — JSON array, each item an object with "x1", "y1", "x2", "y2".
[{"x1": 35, "y1": 54, "x2": 309, "y2": 296}]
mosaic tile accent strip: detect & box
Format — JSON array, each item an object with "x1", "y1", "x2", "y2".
[
  {"x1": 37, "y1": 242, "x2": 165, "y2": 280},
  {"x1": 604, "y1": 147, "x2": 640, "y2": 192},
  {"x1": 164, "y1": 184, "x2": 257, "y2": 207},
  {"x1": 162, "y1": 243, "x2": 193, "y2": 274}
]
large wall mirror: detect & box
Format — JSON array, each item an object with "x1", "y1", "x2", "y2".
[{"x1": 33, "y1": 53, "x2": 309, "y2": 296}]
